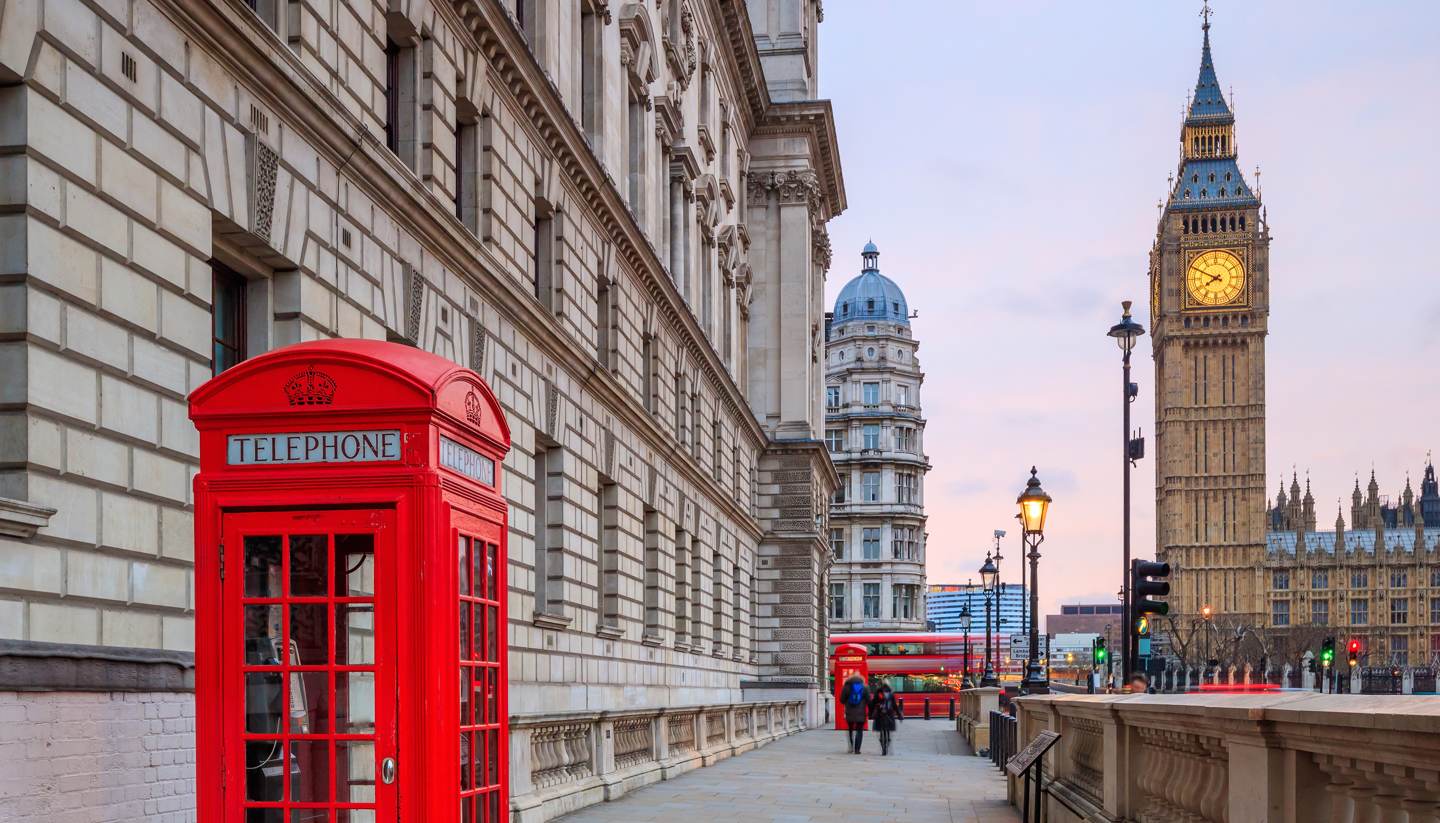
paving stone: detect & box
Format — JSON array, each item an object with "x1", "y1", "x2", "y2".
[{"x1": 555, "y1": 722, "x2": 1017, "y2": 823}]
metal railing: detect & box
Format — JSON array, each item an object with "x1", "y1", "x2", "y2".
[{"x1": 989, "y1": 710, "x2": 1017, "y2": 769}]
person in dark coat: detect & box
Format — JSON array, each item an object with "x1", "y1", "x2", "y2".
[
  {"x1": 868, "y1": 683, "x2": 902, "y2": 756},
  {"x1": 840, "y1": 674, "x2": 870, "y2": 754}
]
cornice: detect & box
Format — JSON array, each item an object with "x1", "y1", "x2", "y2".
[
  {"x1": 164, "y1": 1, "x2": 765, "y2": 533},
  {"x1": 708, "y1": 0, "x2": 768, "y2": 130},
  {"x1": 754, "y1": 100, "x2": 846, "y2": 217}
]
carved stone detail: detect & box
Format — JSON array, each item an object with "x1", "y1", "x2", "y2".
[{"x1": 247, "y1": 135, "x2": 279, "y2": 241}]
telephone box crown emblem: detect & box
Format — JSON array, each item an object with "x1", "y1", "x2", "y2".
[
  {"x1": 464, "y1": 390, "x2": 483, "y2": 425},
  {"x1": 284, "y1": 366, "x2": 337, "y2": 406}
]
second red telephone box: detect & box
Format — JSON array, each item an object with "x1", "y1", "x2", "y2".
[{"x1": 190, "y1": 340, "x2": 511, "y2": 822}]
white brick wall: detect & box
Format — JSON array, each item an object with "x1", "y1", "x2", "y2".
[{"x1": 0, "y1": 691, "x2": 197, "y2": 823}]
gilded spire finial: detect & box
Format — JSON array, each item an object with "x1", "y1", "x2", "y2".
[{"x1": 1200, "y1": 1, "x2": 1213, "y2": 33}]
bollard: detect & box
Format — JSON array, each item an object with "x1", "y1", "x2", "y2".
[
  {"x1": 897, "y1": 697, "x2": 905, "y2": 717},
  {"x1": 948, "y1": 697, "x2": 956, "y2": 720},
  {"x1": 923, "y1": 698, "x2": 931, "y2": 719}
]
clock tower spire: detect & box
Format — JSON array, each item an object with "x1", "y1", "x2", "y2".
[{"x1": 1150, "y1": 9, "x2": 1270, "y2": 630}]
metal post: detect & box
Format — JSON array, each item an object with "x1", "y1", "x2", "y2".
[
  {"x1": 1122, "y1": 346, "x2": 1133, "y2": 681},
  {"x1": 1022, "y1": 529, "x2": 1048, "y2": 693}
]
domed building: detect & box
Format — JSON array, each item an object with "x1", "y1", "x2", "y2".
[{"x1": 824, "y1": 243, "x2": 929, "y2": 631}]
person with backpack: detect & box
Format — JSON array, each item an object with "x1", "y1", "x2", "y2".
[
  {"x1": 868, "y1": 682, "x2": 902, "y2": 756},
  {"x1": 840, "y1": 674, "x2": 871, "y2": 754}
]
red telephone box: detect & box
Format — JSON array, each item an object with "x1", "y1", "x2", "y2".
[
  {"x1": 831, "y1": 642, "x2": 870, "y2": 730},
  {"x1": 190, "y1": 339, "x2": 511, "y2": 823}
]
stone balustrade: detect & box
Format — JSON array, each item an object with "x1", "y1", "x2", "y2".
[
  {"x1": 510, "y1": 700, "x2": 807, "y2": 822},
  {"x1": 1010, "y1": 693, "x2": 1440, "y2": 823},
  {"x1": 956, "y1": 687, "x2": 1002, "y2": 752}
]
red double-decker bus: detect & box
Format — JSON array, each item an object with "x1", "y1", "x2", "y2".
[{"x1": 828, "y1": 632, "x2": 1021, "y2": 717}]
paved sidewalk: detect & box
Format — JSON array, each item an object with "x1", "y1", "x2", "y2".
[{"x1": 555, "y1": 720, "x2": 1018, "y2": 822}]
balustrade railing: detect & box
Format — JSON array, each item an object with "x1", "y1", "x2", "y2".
[
  {"x1": 510, "y1": 699, "x2": 807, "y2": 823},
  {"x1": 1011, "y1": 693, "x2": 1440, "y2": 823}
]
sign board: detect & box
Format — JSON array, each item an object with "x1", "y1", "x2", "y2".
[
  {"x1": 1009, "y1": 634, "x2": 1049, "y2": 661},
  {"x1": 228, "y1": 430, "x2": 402, "y2": 465},
  {"x1": 440, "y1": 435, "x2": 496, "y2": 486},
  {"x1": 1006, "y1": 730, "x2": 1062, "y2": 777}
]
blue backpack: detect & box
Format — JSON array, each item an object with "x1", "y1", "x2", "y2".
[{"x1": 845, "y1": 682, "x2": 865, "y2": 706}]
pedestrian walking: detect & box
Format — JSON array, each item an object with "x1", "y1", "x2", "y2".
[
  {"x1": 840, "y1": 674, "x2": 870, "y2": 754},
  {"x1": 868, "y1": 682, "x2": 902, "y2": 756}
]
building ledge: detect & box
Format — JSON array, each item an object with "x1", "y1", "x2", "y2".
[
  {"x1": 533, "y1": 611, "x2": 573, "y2": 631},
  {"x1": 0, "y1": 497, "x2": 57, "y2": 539}
]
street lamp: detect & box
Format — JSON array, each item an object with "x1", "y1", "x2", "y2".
[
  {"x1": 959, "y1": 603, "x2": 973, "y2": 688},
  {"x1": 1017, "y1": 467, "x2": 1052, "y2": 693},
  {"x1": 980, "y1": 553, "x2": 999, "y2": 687},
  {"x1": 1108, "y1": 300, "x2": 1145, "y2": 680}
]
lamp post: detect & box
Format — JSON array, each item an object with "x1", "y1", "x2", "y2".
[
  {"x1": 1108, "y1": 300, "x2": 1145, "y2": 680},
  {"x1": 1017, "y1": 467, "x2": 1052, "y2": 693},
  {"x1": 980, "y1": 553, "x2": 999, "y2": 686},
  {"x1": 959, "y1": 603, "x2": 972, "y2": 688}
]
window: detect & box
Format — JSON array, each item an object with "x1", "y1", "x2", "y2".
[
  {"x1": 862, "y1": 528, "x2": 881, "y2": 560},
  {"x1": 825, "y1": 430, "x2": 843, "y2": 453},
  {"x1": 892, "y1": 527, "x2": 917, "y2": 561},
  {"x1": 862, "y1": 472, "x2": 880, "y2": 502},
  {"x1": 1390, "y1": 569, "x2": 1408, "y2": 588},
  {"x1": 862, "y1": 424, "x2": 880, "y2": 450},
  {"x1": 862, "y1": 583, "x2": 881, "y2": 619},
  {"x1": 211, "y1": 262, "x2": 247, "y2": 375},
  {"x1": 830, "y1": 529, "x2": 845, "y2": 560},
  {"x1": 673, "y1": 527, "x2": 691, "y2": 644},
  {"x1": 826, "y1": 386, "x2": 841, "y2": 409},
  {"x1": 627, "y1": 94, "x2": 647, "y2": 219},
  {"x1": 533, "y1": 442, "x2": 561, "y2": 616},
  {"x1": 711, "y1": 421, "x2": 722, "y2": 482},
  {"x1": 862, "y1": 383, "x2": 879, "y2": 405},
  {"x1": 894, "y1": 428, "x2": 915, "y2": 453},
  {"x1": 384, "y1": 30, "x2": 417, "y2": 169},
  {"x1": 1433, "y1": 569, "x2": 1440, "y2": 588},
  {"x1": 247, "y1": 0, "x2": 284, "y2": 37},
  {"x1": 712, "y1": 549, "x2": 725, "y2": 651},
  {"x1": 580, "y1": 2, "x2": 603, "y2": 147},
  {"x1": 832, "y1": 477, "x2": 846, "y2": 504},
  {"x1": 1272, "y1": 570, "x2": 1289, "y2": 590},
  {"x1": 455, "y1": 107, "x2": 478, "y2": 224},
  {"x1": 1390, "y1": 598, "x2": 1408, "y2": 626},
  {"x1": 599, "y1": 476, "x2": 620, "y2": 629},
  {"x1": 897, "y1": 384, "x2": 911, "y2": 406},
  {"x1": 1350, "y1": 598, "x2": 1369, "y2": 626},
  {"x1": 533, "y1": 199, "x2": 555, "y2": 307},
  {"x1": 1311, "y1": 569, "x2": 1328, "y2": 589},
  {"x1": 596, "y1": 273, "x2": 613, "y2": 366},
  {"x1": 830, "y1": 583, "x2": 846, "y2": 619},
  {"x1": 896, "y1": 473, "x2": 916, "y2": 504},
  {"x1": 892, "y1": 585, "x2": 917, "y2": 621},
  {"x1": 1350, "y1": 569, "x2": 1368, "y2": 589},
  {"x1": 1391, "y1": 635, "x2": 1408, "y2": 666},
  {"x1": 1311, "y1": 599, "x2": 1328, "y2": 625},
  {"x1": 643, "y1": 506, "x2": 664, "y2": 637},
  {"x1": 1271, "y1": 600, "x2": 1289, "y2": 627},
  {"x1": 1432, "y1": 597, "x2": 1440, "y2": 625}
]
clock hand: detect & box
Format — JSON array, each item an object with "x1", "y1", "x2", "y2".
[{"x1": 1207, "y1": 273, "x2": 1223, "y2": 284}]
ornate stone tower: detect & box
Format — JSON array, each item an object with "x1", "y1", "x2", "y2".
[
  {"x1": 824, "y1": 243, "x2": 929, "y2": 632},
  {"x1": 1151, "y1": 12, "x2": 1271, "y2": 627}
]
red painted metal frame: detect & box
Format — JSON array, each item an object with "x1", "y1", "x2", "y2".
[
  {"x1": 830, "y1": 643, "x2": 869, "y2": 731},
  {"x1": 191, "y1": 340, "x2": 512, "y2": 823}
]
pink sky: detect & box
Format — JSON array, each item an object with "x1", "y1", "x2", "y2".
[{"x1": 818, "y1": 2, "x2": 1440, "y2": 621}]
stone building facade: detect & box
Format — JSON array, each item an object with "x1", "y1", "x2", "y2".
[
  {"x1": 0, "y1": 0, "x2": 842, "y2": 819},
  {"x1": 1150, "y1": 14, "x2": 1271, "y2": 629},
  {"x1": 822, "y1": 243, "x2": 927, "y2": 632},
  {"x1": 1263, "y1": 464, "x2": 1440, "y2": 666}
]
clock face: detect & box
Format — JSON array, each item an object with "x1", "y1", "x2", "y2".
[{"x1": 1186, "y1": 249, "x2": 1246, "y2": 307}]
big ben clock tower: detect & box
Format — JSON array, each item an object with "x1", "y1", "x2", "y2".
[{"x1": 1151, "y1": 8, "x2": 1270, "y2": 629}]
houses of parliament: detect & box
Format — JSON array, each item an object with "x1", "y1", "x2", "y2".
[{"x1": 1148, "y1": 11, "x2": 1440, "y2": 666}]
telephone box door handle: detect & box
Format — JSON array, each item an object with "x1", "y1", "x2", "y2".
[{"x1": 381, "y1": 757, "x2": 397, "y2": 784}]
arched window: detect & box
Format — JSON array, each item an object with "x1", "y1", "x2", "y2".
[{"x1": 1240, "y1": 215, "x2": 1247, "y2": 230}]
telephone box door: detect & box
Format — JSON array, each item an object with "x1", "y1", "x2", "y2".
[
  {"x1": 453, "y1": 508, "x2": 507, "y2": 822},
  {"x1": 224, "y1": 508, "x2": 398, "y2": 822}
]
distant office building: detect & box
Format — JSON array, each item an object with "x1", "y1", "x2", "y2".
[
  {"x1": 1046, "y1": 603, "x2": 1125, "y2": 661},
  {"x1": 927, "y1": 583, "x2": 1027, "y2": 643}
]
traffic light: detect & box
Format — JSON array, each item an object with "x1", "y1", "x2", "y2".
[
  {"x1": 1347, "y1": 638, "x2": 1361, "y2": 668},
  {"x1": 1131, "y1": 560, "x2": 1171, "y2": 617},
  {"x1": 1093, "y1": 636, "x2": 1108, "y2": 666},
  {"x1": 1320, "y1": 637, "x2": 1335, "y2": 667}
]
